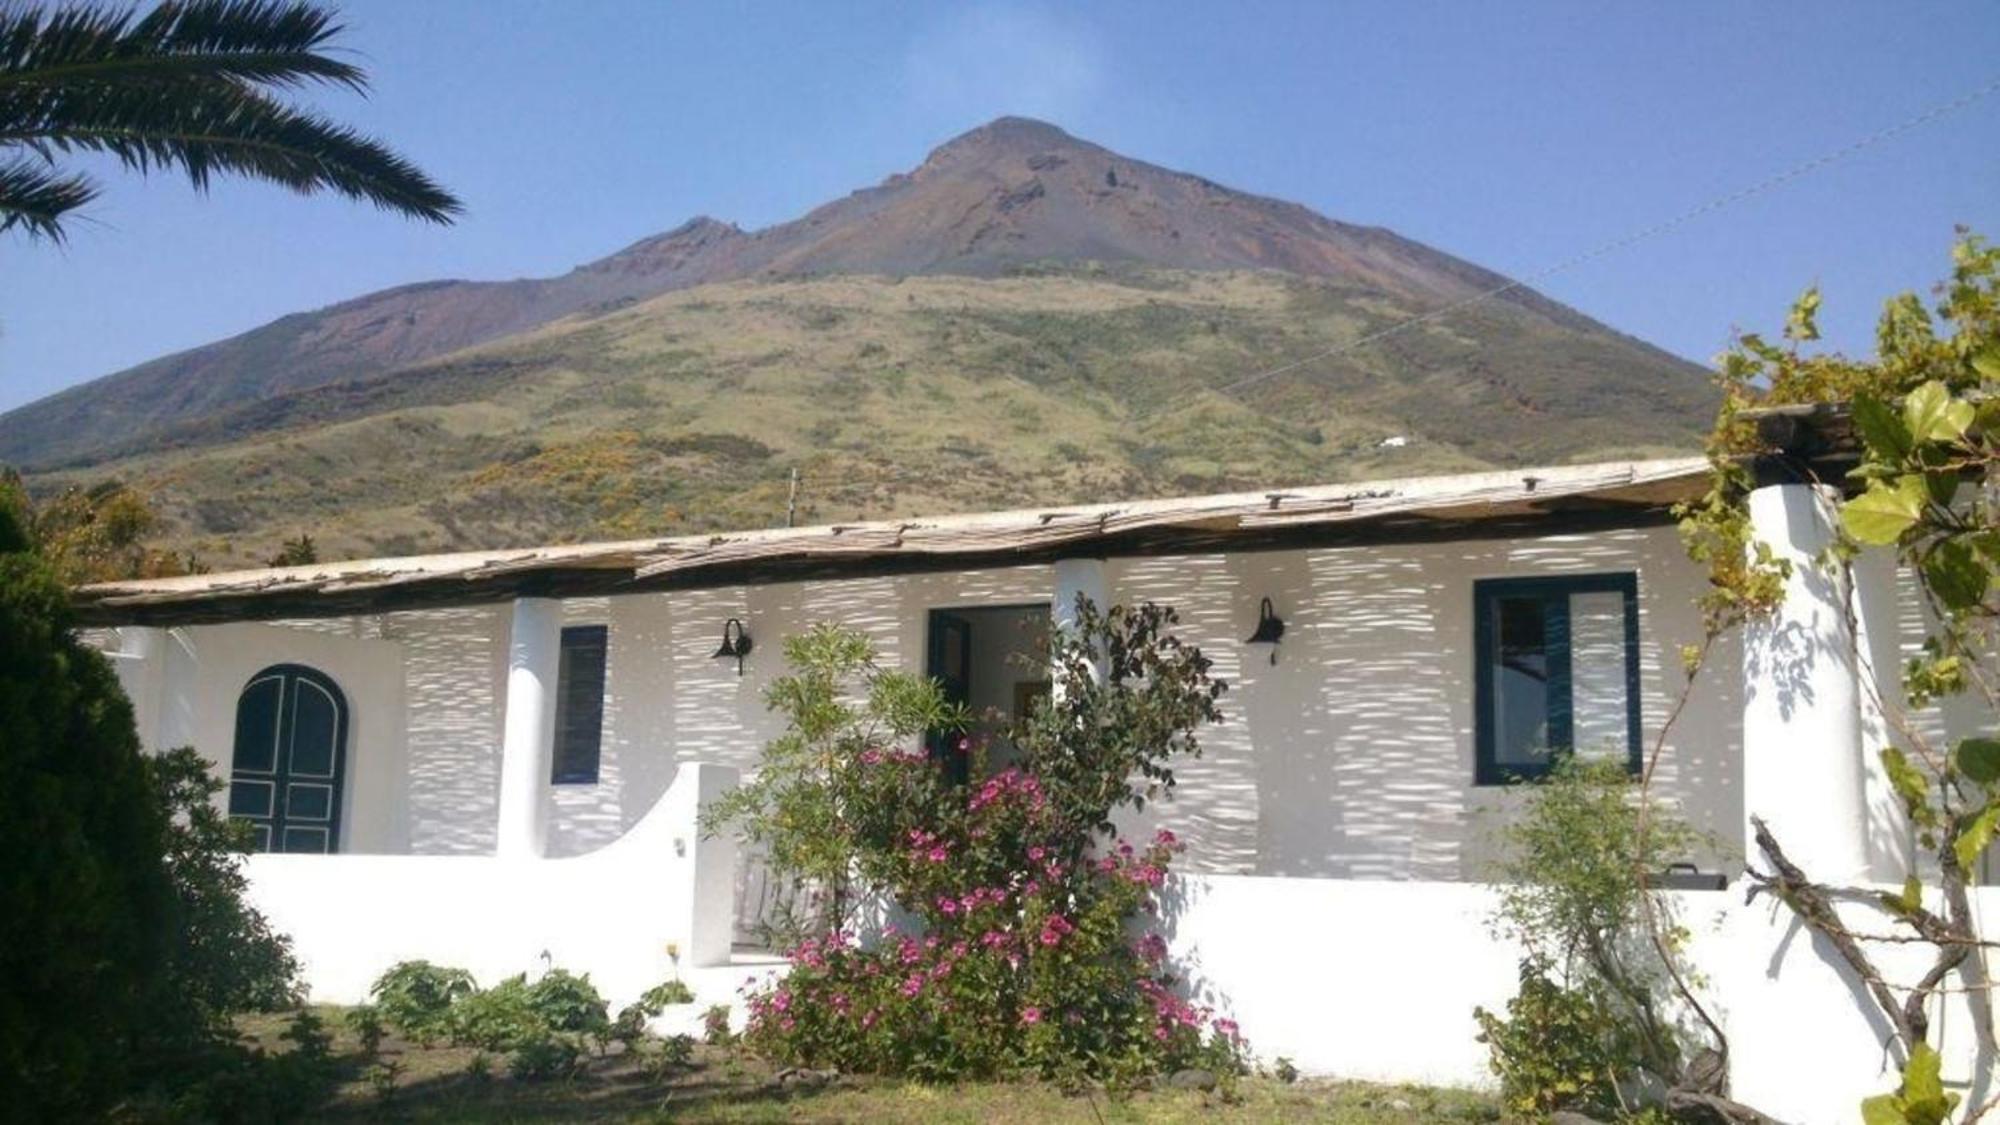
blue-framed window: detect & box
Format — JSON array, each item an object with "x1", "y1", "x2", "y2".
[
  {"x1": 551, "y1": 625, "x2": 608, "y2": 785},
  {"x1": 1473, "y1": 573, "x2": 1640, "y2": 785}
]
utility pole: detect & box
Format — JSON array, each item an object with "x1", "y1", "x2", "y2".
[{"x1": 786, "y1": 467, "x2": 799, "y2": 528}]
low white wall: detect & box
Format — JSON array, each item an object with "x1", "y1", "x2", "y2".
[
  {"x1": 1161, "y1": 874, "x2": 1524, "y2": 1086},
  {"x1": 1166, "y1": 872, "x2": 2000, "y2": 1123},
  {"x1": 246, "y1": 762, "x2": 737, "y2": 1007}
]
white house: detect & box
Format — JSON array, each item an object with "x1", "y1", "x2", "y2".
[{"x1": 75, "y1": 456, "x2": 1995, "y2": 1123}]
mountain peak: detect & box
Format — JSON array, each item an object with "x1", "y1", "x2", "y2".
[
  {"x1": 0, "y1": 116, "x2": 1706, "y2": 473},
  {"x1": 921, "y1": 116, "x2": 1091, "y2": 164}
]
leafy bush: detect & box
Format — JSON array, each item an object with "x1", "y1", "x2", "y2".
[
  {"x1": 448, "y1": 974, "x2": 540, "y2": 1051},
  {"x1": 716, "y1": 604, "x2": 1242, "y2": 1083},
  {"x1": 150, "y1": 746, "x2": 303, "y2": 1017},
  {"x1": 370, "y1": 960, "x2": 476, "y2": 1044},
  {"x1": 613, "y1": 979, "x2": 697, "y2": 1048},
  {"x1": 702, "y1": 1004, "x2": 733, "y2": 1045},
  {"x1": 507, "y1": 1031, "x2": 585, "y2": 1082},
  {"x1": 1479, "y1": 759, "x2": 1708, "y2": 1113},
  {"x1": 0, "y1": 494, "x2": 177, "y2": 1118},
  {"x1": 657, "y1": 1033, "x2": 695, "y2": 1067},
  {"x1": 346, "y1": 1005, "x2": 385, "y2": 1058},
  {"x1": 364, "y1": 1059, "x2": 403, "y2": 1104},
  {"x1": 525, "y1": 968, "x2": 610, "y2": 1038},
  {"x1": 641, "y1": 978, "x2": 696, "y2": 1007},
  {"x1": 1475, "y1": 958, "x2": 1634, "y2": 1117}
]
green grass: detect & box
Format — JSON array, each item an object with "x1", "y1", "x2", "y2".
[{"x1": 239, "y1": 1009, "x2": 1499, "y2": 1124}]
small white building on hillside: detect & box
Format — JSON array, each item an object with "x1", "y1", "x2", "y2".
[{"x1": 75, "y1": 457, "x2": 1992, "y2": 1123}]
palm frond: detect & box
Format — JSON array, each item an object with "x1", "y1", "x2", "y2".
[
  {"x1": 0, "y1": 155, "x2": 96, "y2": 240},
  {"x1": 5, "y1": 80, "x2": 459, "y2": 221},
  {"x1": 0, "y1": 0, "x2": 461, "y2": 235},
  {"x1": 0, "y1": 0, "x2": 364, "y2": 92}
]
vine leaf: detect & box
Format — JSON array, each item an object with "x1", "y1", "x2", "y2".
[
  {"x1": 1956, "y1": 737, "x2": 2000, "y2": 785},
  {"x1": 1861, "y1": 1042, "x2": 1959, "y2": 1125},
  {"x1": 1972, "y1": 345, "x2": 2000, "y2": 382},
  {"x1": 1924, "y1": 540, "x2": 1989, "y2": 610},
  {"x1": 1904, "y1": 380, "x2": 1974, "y2": 445},
  {"x1": 1844, "y1": 477, "x2": 1927, "y2": 545},
  {"x1": 1882, "y1": 747, "x2": 1934, "y2": 823},
  {"x1": 1955, "y1": 803, "x2": 2000, "y2": 875},
  {"x1": 1852, "y1": 394, "x2": 1912, "y2": 459}
]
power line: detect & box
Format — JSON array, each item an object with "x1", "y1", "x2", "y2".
[{"x1": 1217, "y1": 74, "x2": 2000, "y2": 398}]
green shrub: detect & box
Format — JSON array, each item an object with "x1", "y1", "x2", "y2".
[
  {"x1": 508, "y1": 1032, "x2": 585, "y2": 1082},
  {"x1": 151, "y1": 746, "x2": 303, "y2": 1016},
  {"x1": 658, "y1": 1033, "x2": 695, "y2": 1067},
  {"x1": 282, "y1": 1009, "x2": 334, "y2": 1063},
  {"x1": 701, "y1": 1004, "x2": 733, "y2": 1046},
  {"x1": 614, "y1": 977, "x2": 697, "y2": 1046},
  {"x1": 370, "y1": 960, "x2": 476, "y2": 1044},
  {"x1": 0, "y1": 497, "x2": 178, "y2": 1118},
  {"x1": 346, "y1": 1004, "x2": 385, "y2": 1058},
  {"x1": 525, "y1": 968, "x2": 609, "y2": 1038},
  {"x1": 641, "y1": 978, "x2": 696, "y2": 1007},
  {"x1": 1474, "y1": 958, "x2": 1635, "y2": 1118},
  {"x1": 1482, "y1": 759, "x2": 1707, "y2": 1102},
  {"x1": 364, "y1": 1059, "x2": 403, "y2": 1104},
  {"x1": 448, "y1": 974, "x2": 540, "y2": 1051}
]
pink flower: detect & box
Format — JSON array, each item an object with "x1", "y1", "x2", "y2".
[
  {"x1": 1021, "y1": 1006, "x2": 1042, "y2": 1025},
  {"x1": 1028, "y1": 845, "x2": 1046, "y2": 862},
  {"x1": 1214, "y1": 1018, "x2": 1240, "y2": 1038},
  {"x1": 901, "y1": 975, "x2": 924, "y2": 997},
  {"x1": 1154, "y1": 828, "x2": 1178, "y2": 847},
  {"x1": 1154, "y1": 1025, "x2": 1170, "y2": 1041}
]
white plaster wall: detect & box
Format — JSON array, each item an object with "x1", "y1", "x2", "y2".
[
  {"x1": 244, "y1": 762, "x2": 739, "y2": 1008},
  {"x1": 120, "y1": 526, "x2": 1740, "y2": 871},
  {"x1": 124, "y1": 622, "x2": 411, "y2": 854},
  {"x1": 1113, "y1": 525, "x2": 1741, "y2": 879}
]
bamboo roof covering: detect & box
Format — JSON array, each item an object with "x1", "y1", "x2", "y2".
[{"x1": 72, "y1": 457, "x2": 1712, "y2": 627}]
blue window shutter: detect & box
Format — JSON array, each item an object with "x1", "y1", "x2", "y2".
[
  {"x1": 1472, "y1": 572, "x2": 1640, "y2": 786},
  {"x1": 551, "y1": 625, "x2": 608, "y2": 785}
]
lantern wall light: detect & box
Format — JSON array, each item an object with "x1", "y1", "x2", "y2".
[
  {"x1": 1244, "y1": 597, "x2": 1286, "y2": 665},
  {"x1": 713, "y1": 617, "x2": 753, "y2": 675}
]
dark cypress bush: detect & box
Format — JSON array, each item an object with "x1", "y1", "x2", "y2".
[{"x1": 0, "y1": 498, "x2": 178, "y2": 1119}]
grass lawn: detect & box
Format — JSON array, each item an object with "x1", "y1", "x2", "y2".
[{"x1": 241, "y1": 1010, "x2": 1501, "y2": 1124}]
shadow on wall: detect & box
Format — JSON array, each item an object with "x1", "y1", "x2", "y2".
[
  {"x1": 382, "y1": 607, "x2": 508, "y2": 855},
  {"x1": 1116, "y1": 527, "x2": 1744, "y2": 882}
]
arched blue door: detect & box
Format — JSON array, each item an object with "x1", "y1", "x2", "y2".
[{"x1": 227, "y1": 664, "x2": 348, "y2": 854}]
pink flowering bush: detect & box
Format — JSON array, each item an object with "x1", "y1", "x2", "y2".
[{"x1": 716, "y1": 601, "x2": 1243, "y2": 1084}]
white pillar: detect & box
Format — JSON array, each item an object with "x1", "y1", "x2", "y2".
[
  {"x1": 497, "y1": 597, "x2": 562, "y2": 860},
  {"x1": 1851, "y1": 546, "x2": 1914, "y2": 880},
  {"x1": 1052, "y1": 557, "x2": 1110, "y2": 693},
  {"x1": 685, "y1": 763, "x2": 741, "y2": 967},
  {"x1": 1741, "y1": 483, "x2": 1869, "y2": 883}
]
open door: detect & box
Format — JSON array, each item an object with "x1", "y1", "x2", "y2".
[{"x1": 925, "y1": 610, "x2": 974, "y2": 784}]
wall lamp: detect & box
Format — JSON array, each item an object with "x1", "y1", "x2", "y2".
[
  {"x1": 1244, "y1": 597, "x2": 1286, "y2": 665},
  {"x1": 712, "y1": 617, "x2": 753, "y2": 675}
]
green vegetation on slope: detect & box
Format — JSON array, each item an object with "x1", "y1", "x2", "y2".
[{"x1": 31, "y1": 268, "x2": 1712, "y2": 569}]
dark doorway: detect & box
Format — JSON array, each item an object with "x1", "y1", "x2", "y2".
[{"x1": 924, "y1": 604, "x2": 1051, "y2": 783}]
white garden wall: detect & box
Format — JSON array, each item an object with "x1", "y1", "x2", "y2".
[{"x1": 245, "y1": 762, "x2": 739, "y2": 1008}]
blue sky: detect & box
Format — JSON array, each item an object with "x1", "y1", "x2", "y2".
[{"x1": 3, "y1": 0, "x2": 1997, "y2": 412}]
